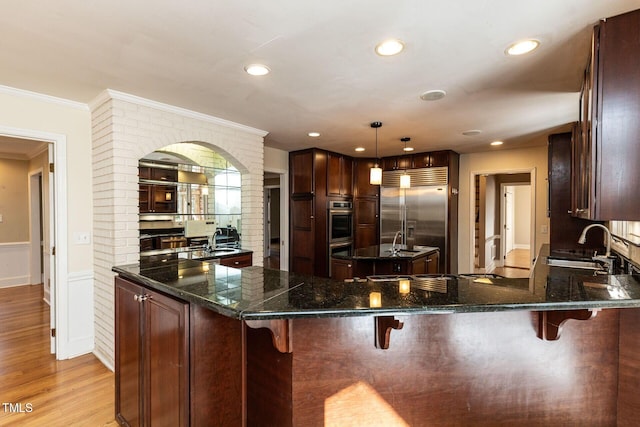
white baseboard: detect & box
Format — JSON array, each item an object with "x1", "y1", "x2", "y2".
[
  {"x1": 93, "y1": 348, "x2": 115, "y2": 372},
  {"x1": 513, "y1": 244, "x2": 531, "y2": 250}
]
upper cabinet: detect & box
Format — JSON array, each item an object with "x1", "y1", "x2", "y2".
[
  {"x1": 327, "y1": 152, "x2": 353, "y2": 197},
  {"x1": 573, "y1": 9, "x2": 640, "y2": 220}
]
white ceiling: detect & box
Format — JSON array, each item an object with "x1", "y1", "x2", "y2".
[
  {"x1": 0, "y1": 135, "x2": 48, "y2": 160},
  {"x1": 1, "y1": 1, "x2": 639, "y2": 157}
]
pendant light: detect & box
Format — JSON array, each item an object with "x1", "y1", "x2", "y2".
[
  {"x1": 400, "y1": 137, "x2": 411, "y2": 189},
  {"x1": 369, "y1": 121, "x2": 382, "y2": 185}
]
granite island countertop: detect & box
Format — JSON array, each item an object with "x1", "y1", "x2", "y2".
[{"x1": 112, "y1": 244, "x2": 640, "y2": 320}]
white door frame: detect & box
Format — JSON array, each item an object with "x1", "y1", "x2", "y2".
[
  {"x1": 264, "y1": 167, "x2": 289, "y2": 271},
  {"x1": 469, "y1": 168, "x2": 536, "y2": 273},
  {"x1": 0, "y1": 125, "x2": 68, "y2": 359},
  {"x1": 28, "y1": 168, "x2": 44, "y2": 288}
]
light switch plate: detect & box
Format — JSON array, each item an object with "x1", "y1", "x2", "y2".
[
  {"x1": 0, "y1": 213, "x2": 3, "y2": 223},
  {"x1": 73, "y1": 232, "x2": 91, "y2": 244}
]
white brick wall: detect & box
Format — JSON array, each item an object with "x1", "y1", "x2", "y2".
[{"x1": 91, "y1": 91, "x2": 266, "y2": 367}]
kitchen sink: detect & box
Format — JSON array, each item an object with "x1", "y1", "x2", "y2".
[
  {"x1": 545, "y1": 257, "x2": 602, "y2": 270},
  {"x1": 212, "y1": 248, "x2": 237, "y2": 253}
]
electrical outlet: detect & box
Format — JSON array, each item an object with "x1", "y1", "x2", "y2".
[
  {"x1": 73, "y1": 232, "x2": 91, "y2": 245},
  {"x1": 541, "y1": 224, "x2": 549, "y2": 234}
]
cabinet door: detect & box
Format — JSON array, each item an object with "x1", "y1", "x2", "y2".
[
  {"x1": 115, "y1": 277, "x2": 143, "y2": 427},
  {"x1": 382, "y1": 157, "x2": 398, "y2": 171},
  {"x1": 354, "y1": 159, "x2": 380, "y2": 198},
  {"x1": 151, "y1": 185, "x2": 177, "y2": 213},
  {"x1": 354, "y1": 198, "x2": 379, "y2": 249},
  {"x1": 139, "y1": 184, "x2": 152, "y2": 213},
  {"x1": 327, "y1": 153, "x2": 342, "y2": 196},
  {"x1": 145, "y1": 289, "x2": 190, "y2": 427},
  {"x1": 331, "y1": 258, "x2": 353, "y2": 281},
  {"x1": 397, "y1": 155, "x2": 413, "y2": 170},
  {"x1": 412, "y1": 153, "x2": 431, "y2": 168},
  {"x1": 341, "y1": 156, "x2": 353, "y2": 196},
  {"x1": 150, "y1": 167, "x2": 178, "y2": 182},
  {"x1": 429, "y1": 151, "x2": 450, "y2": 167},
  {"x1": 290, "y1": 151, "x2": 314, "y2": 196},
  {"x1": 426, "y1": 252, "x2": 440, "y2": 274},
  {"x1": 290, "y1": 197, "x2": 315, "y2": 275}
]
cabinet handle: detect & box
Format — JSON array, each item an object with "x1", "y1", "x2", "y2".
[
  {"x1": 134, "y1": 294, "x2": 151, "y2": 303},
  {"x1": 348, "y1": 264, "x2": 352, "y2": 268},
  {"x1": 567, "y1": 210, "x2": 573, "y2": 214},
  {"x1": 311, "y1": 215, "x2": 314, "y2": 219},
  {"x1": 234, "y1": 261, "x2": 240, "y2": 265}
]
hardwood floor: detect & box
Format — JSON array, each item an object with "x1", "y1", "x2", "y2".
[
  {"x1": 474, "y1": 248, "x2": 531, "y2": 278},
  {"x1": 0, "y1": 284, "x2": 117, "y2": 426},
  {"x1": 264, "y1": 239, "x2": 280, "y2": 269}
]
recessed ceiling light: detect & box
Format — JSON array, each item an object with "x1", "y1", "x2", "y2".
[
  {"x1": 505, "y1": 39, "x2": 540, "y2": 56},
  {"x1": 491, "y1": 140, "x2": 504, "y2": 146},
  {"x1": 375, "y1": 39, "x2": 405, "y2": 56},
  {"x1": 244, "y1": 64, "x2": 270, "y2": 76},
  {"x1": 355, "y1": 147, "x2": 365, "y2": 152},
  {"x1": 462, "y1": 129, "x2": 482, "y2": 136},
  {"x1": 308, "y1": 132, "x2": 320, "y2": 137},
  {"x1": 420, "y1": 89, "x2": 446, "y2": 101},
  {"x1": 403, "y1": 146, "x2": 414, "y2": 152}
]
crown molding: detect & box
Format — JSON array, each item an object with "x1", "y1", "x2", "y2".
[
  {"x1": 89, "y1": 89, "x2": 269, "y2": 138},
  {"x1": 0, "y1": 85, "x2": 89, "y2": 111}
]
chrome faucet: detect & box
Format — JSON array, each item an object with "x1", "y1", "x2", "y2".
[
  {"x1": 578, "y1": 224, "x2": 614, "y2": 273},
  {"x1": 391, "y1": 230, "x2": 403, "y2": 254}
]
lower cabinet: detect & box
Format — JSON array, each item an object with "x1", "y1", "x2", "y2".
[
  {"x1": 219, "y1": 253, "x2": 253, "y2": 268},
  {"x1": 331, "y1": 258, "x2": 354, "y2": 281},
  {"x1": 411, "y1": 251, "x2": 440, "y2": 275},
  {"x1": 115, "y1": 276, "x2": 244, "y2": 427},
  {"x1": 115, "y1": 277, "x2": 189, "y2": 427}
]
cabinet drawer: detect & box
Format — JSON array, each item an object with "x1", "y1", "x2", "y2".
[{"x1": 219, "y1": 253, "x2": 252, "y2": 268}]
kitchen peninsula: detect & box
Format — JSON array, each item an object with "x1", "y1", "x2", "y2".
[{"x1": 113, "y1": 245, "x2": 640, "y2": 426}]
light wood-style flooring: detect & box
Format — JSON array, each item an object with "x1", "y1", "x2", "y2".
[
  {"x1": 0, "y1": 284, "x2": 117, "y2": 426},
  {"x1": 475, "y1": 248, "x2": 531, "y2": 278}
]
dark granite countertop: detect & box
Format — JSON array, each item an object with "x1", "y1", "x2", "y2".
[
  {"x1": 139, "y1": 246, "x2": 252, "y2": 263},
  {"x1": 112, "y1": 244, "x2": 640, "y2": 320},
  {"x1": 332, "y1": 243, "x2": 439, "y2": 260}
]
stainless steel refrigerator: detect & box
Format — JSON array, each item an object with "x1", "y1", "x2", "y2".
[{"x1": 380, "y1": 167, "x2": 448, "y2": 273}]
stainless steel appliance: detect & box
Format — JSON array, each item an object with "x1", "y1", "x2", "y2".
[
  {"x1": 328, "y1": 201, "x2": 353, "y2": 244},
  {"x1": 380, "y1": 167, "x2": 448, "y2": 273},
  {"x1": 328, "y1": 200, "x2": 353, "y2": 277}
]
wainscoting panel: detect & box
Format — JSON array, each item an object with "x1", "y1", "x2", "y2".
[{"x1": 0, "y1": 242, "x2": 30, "y2": 288}]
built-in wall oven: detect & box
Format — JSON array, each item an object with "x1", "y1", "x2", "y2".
[
  {"x1": 328, "y1": 200, "x2": 353, "y2": 277},
  {"x1": 329, "y1": 200, "x2": 353, "y2": 244}
]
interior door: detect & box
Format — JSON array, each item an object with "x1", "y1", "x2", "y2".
[{"x1": 504, "y1": 186, "x2": 515, "y2": 256}]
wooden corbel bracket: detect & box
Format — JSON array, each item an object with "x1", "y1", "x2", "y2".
[
  {"x1": 537, "y1": 309, "x2": 600, "y2": 341},
  {"x1": 245, "y1": 319, "x2": 292, "y2": 353},
  {"x1": 375, "y1": 316, "x2": 404, "y2": 349}
]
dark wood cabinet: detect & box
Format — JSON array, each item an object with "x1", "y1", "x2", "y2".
[
  {"x1": 353, "y1": 158, "x2": 380, "y2": 199},
  {"x1": 327, "y1": 153, "x2": 353, "y2": 197},
  {"x1": 353, "y1": 198, "x2": 378, "y2": 250},
  {"x1": 290, "y1": 150, "x2": 315, "y2": 196},
  {"x1": 219, "y1": 253, "x2": 253, "y2": 268},
  {"x1": 115, "y1": 276, "x2": 243, "y2": 426},
  {"x1": 330, "y1": 258, "x2": 353, "y2": 281},
  {"x1": 412, "y1": 150, "x2": 450, "y2": 168},
  {"x1": 573, "y1": 9, "x2": 640, "y2": 220},
  {"x1": 115, "y1": 277, "x2": 189, "y2": 427},
  {"x1": 139, "y1": 165, "x2": 178, "y2": 214},
  {"x1": 549, "y1": 131, "x2": 604, "y2": 250},
  {"x1": 382, "y1": 155, "x2": 412, "y2": 171}
]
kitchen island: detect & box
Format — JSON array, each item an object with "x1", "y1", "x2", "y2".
[
  {"x1": 113, "y1": 245, "x2": 640, "y2": 426},
  {"x1": 331, "y1": 243, "x2": 440, "y2": 280}
]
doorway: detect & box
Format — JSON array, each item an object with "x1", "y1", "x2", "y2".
[
  {"x1": 501, "y1": 183, "x2": 531, "y2": 271},
  {"x1": 263, "y1": 169, "x2": 288, "y2": 270},
  {"x1": 472, "y1": 170, "x2": 534, "y2": 277},
  {"x1": 0, "y1": 126, "x2": 67, "y2": 358}
]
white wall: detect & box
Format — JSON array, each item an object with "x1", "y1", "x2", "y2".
[
  {"x1": 459, "y1": 146, "x2": 549, "y2": 273},
  {"x1": 90, "y1": 90, "x2": 268, "y2": 369},
  {"x1": 0, "y1": 88, "x2": 93, "y2": 272}
]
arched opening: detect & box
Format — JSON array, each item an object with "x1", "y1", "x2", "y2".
[{"x1": 138, "y1": 142, "x2": 243, "y2": 255}]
